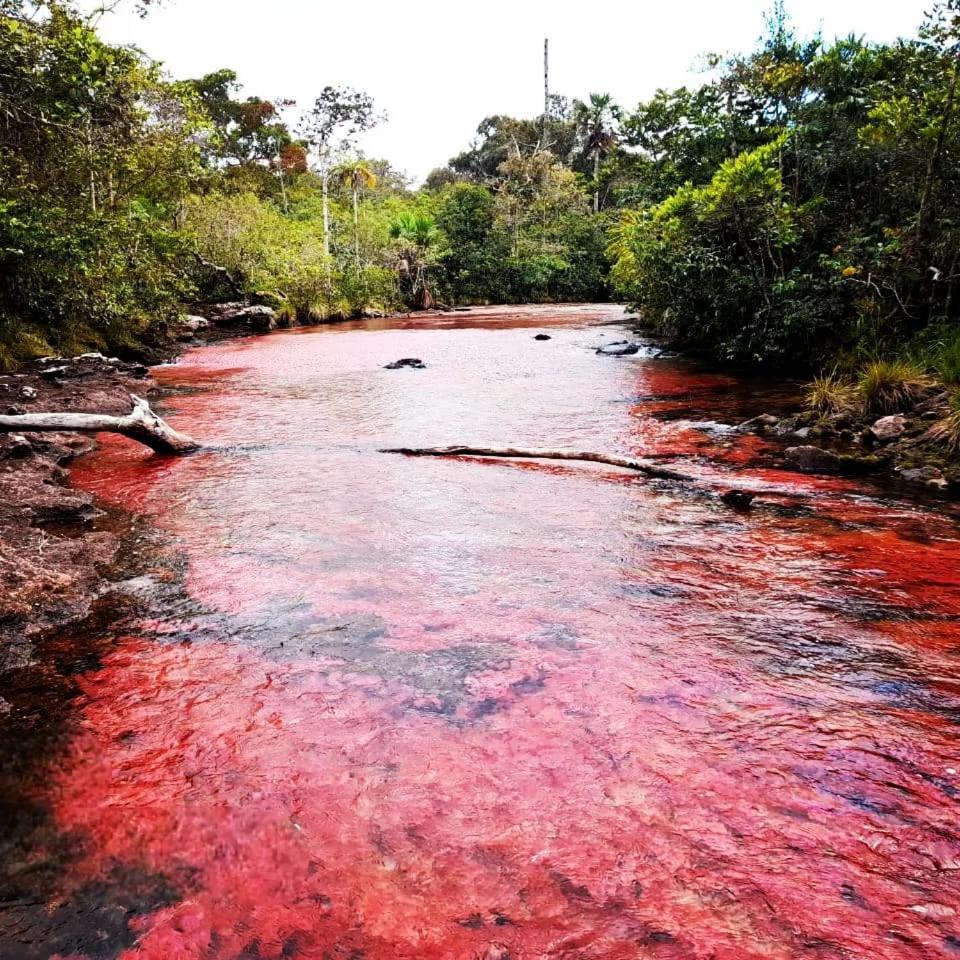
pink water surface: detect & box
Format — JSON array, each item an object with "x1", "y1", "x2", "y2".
[{"x1": 26, "y1": 306, "x2": 960, "y2": 958}]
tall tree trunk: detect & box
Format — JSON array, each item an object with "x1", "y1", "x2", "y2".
[
  {"x1": 321, "y1": 169, "x2": 331, "y2": 261},
  {"x1": 543, "y1": 38, "x2": 550, "y2": 151},
  {"x1": 352, "y1": 184, "x2": 360, "y2": 275},
  {"x1": 593, "y1": 149, "x2": 600, "y2": 213},
  {"x1": 87, "y1": 121, "x2": 97, "y2": 214}
]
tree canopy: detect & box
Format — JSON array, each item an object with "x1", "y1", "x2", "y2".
[{"x1": 1, "y1": 0, "x2": 958, "y2": 370}]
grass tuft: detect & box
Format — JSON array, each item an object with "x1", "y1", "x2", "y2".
[
  {"x1": 805, "y1": 373, "x2": 858, "y2": 417},
  {"x1": 926, "y1": 392, "x2": 960, "y2": 455},
  {"x1": 857, "y1": 359, "x2": 933, "y2": 416}
]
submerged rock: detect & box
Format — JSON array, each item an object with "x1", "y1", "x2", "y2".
[
  {"x1": 898, "y1": 465, "x2": 949, "y2": 491},
  {"x1": 596, "y1": 341, "x2": 640, "y2": 356},
  {"x1": 784, "y1": 445, "x2": 842, "y2": 474},
  {"x1": 384, "y1": 358, "x2": 426, "y2": 370}
]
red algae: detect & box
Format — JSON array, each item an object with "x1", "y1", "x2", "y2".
[{"x1": 13, "y1": 305, "x2": 960, "y2": 959}]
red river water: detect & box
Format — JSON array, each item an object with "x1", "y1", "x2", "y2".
[{"x1": 3, "y1": 305, "x2": 960, "y2": 959}]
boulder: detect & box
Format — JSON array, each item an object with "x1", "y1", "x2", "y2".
[
  {"x1": 19, "y1": 386, "x2": 37, "y2": 401},
  {"x1": 3, "y1": 434, "x2": 33, "y2": 459},
  {"x1": 534, "y1": 334, "x2": 552, "y2": 341},
  {"x1": 784, "y1": 445, "x2": 842, "y2": 474},
  {"x1": 175, "y1": 315, "x2": 211, "y2": 342},
  {"x1": 208, "y1": 302, "x2": 277, "y2": 332},
  {"x1": 596, "y1": 341, "x2": 640, "y2": 356},
  {"x1": 869, "y1": 414, "x2": 907, "y2": 443}
]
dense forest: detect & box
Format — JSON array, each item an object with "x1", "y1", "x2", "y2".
[{"x1": 1, "y1": 0, "x2": 959, "y2": 377}]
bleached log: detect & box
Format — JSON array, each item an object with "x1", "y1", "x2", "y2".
[{"x1": 0, "y1": 394, "x2": 199, "y2": 455}]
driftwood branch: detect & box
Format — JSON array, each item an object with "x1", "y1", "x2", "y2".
[
  {"x1": 0, "y1": 394, "x2": 199, "y2": 455},
  {"x1": 380, "y1": 445, "x2": 694, "y2": 482}
]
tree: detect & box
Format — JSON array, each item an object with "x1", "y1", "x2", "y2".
[
  {"x1": 0, "y1": 1, "x2": 204, "y2": 363},
  {"x1": 389, "y1": 212, "x2": 441, "y2": 309},
  {"x1": 336, "y1": 159, "x2": 378, "y2": 273},
  {"x1": 300, "y1": 87, "x2": 381, "y2": 260},
  {"x1": 572, "y1": 93, "x2": 620, "y2": 211}
]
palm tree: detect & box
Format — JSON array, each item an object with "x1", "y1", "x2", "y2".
[
  {"x1": 336, "y1": 159, "x2": 378, "y2": 273},
  {"x1": 389, "y1": 212, "x2": 439, "y2": 310},
  {"x1": 572, "y1": 93, "x2": 619, "y2": 213}
]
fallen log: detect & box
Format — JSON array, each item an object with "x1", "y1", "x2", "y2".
[
  {"x1": 0, "y1": 394, "x2": 199, "y2": 455},
  {"x1": 380, "y1": 445, "x2": 694, "y2": 482}
]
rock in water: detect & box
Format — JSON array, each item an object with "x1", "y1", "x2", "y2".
[
  {"x1": 784, "y1": 445, "x2": 842, "y2": 474},
  {"x1": 534, "y1": 334, "x2": 552, "y2": 341},
  {"x1": 720, "y1": 489, "x2": 755, "y2": 509},
  {"x1": 898, "y1": 465, "x2": 949, "y2": 491},
  {"x1": 207, "y1": 302, "x2": 277, "y2": 332},
  {"x1": 384, "y1": 358, "x2": 426, "y2": 370},
  {"x1": 596, "y1": 341, "x2": 640, "y2": 356},
  {"x1": 735, "y1": 413, "x2": 780, "y2": 434}
]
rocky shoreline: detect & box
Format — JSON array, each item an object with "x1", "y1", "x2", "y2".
[
  {"x1": 0, "y1": 355, "x2": 159, "y2": 666},
  {"x1": 734, "y1": 387, "x2": 959, "y2": 495}
]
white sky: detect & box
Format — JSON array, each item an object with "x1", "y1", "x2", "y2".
[{"x1": 90, "y1": 0, "x2": 932, "y2": 184}]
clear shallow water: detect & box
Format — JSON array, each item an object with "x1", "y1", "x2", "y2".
[{"x1": 5, "y1": 305, "x2": 960, "y2": 959}]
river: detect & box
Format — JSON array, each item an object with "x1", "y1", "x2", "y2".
[{"x1": 3, "y1": 304, "x2": 960, "y2": 959}]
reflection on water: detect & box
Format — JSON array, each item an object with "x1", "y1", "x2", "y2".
[{"x1": 2, "y1": 305, "x2": 960, "y2": 959}]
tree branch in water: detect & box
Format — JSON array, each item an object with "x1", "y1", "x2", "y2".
[{"x1": 380, "y1": 445, "x2": 695, "y2": 482}]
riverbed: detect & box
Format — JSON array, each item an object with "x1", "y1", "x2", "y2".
[{"x1": 3, "y1": 304, "x2": 960, "y2": 959}]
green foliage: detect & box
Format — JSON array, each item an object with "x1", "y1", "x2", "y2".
[
  {"x1": 186, "y1": 191, "x2": 401, "y2": 318},
  {"x1": 0, "y1": 2, "x2": 203, "y2": 363},
  {"x1": 609, "y1": 136, "x2": 838, "y2": 362},
  {"x1": 608, "y1": 3, "x2": 960, "y2": 366},
  {"x1": 933, "y1": 331, "x2": 960, "y2": 385},
  {"x1": 9, "y1": 0, "x2": 959, "y2": 369}
]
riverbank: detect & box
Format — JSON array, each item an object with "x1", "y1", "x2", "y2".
[
  {"x1": 0, "y1": 355, "x2": 157, "y2": 663},
  {"x1": 735, "y1": 384, "x2": 960, "y2": 495}
]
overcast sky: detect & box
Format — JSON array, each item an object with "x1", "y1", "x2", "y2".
[{"x1": 90, "y1": 0, "x2": 932, "y2": 183}]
